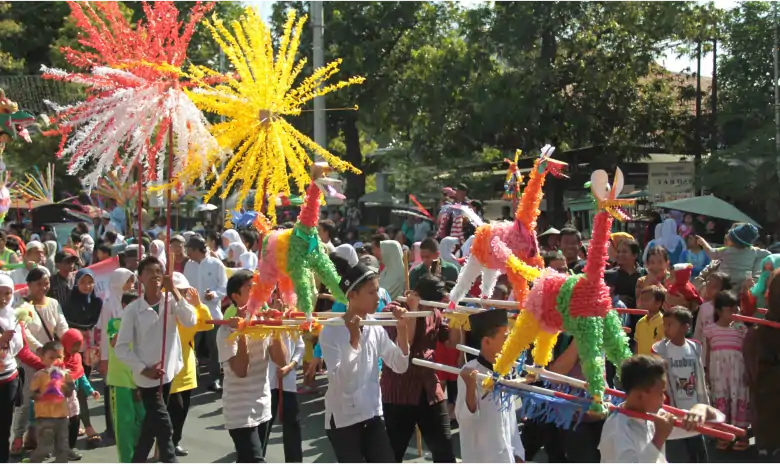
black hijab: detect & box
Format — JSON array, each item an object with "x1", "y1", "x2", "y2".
[{"x1": 62, "y1": 268, "x2": 103, "y2": 331}]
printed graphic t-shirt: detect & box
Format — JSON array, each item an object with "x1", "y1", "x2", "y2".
[{"x1": 664, "y1": 342, "x2": 699, "y2": 411}]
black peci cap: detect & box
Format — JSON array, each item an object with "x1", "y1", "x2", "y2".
[
  {"x1": 468, "y1": 308, "x2": 508, "y2": 341},
  {"x1": 339, "y1": 263, "x2": 377, "y2": 295}
]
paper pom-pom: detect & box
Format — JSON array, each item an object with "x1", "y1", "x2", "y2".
[
  {"x1": 602, "y1": 309, "x2": 632, "y2": 373},
  {"x1": 526, "y1": 270, "x2": 568, "y2": 333},
  {"x1": 14, "y1": 306, "x2": 34, "y2": 324},
  {"x1": 531, "y1": 330, "x2": 559, "y2": 368},
  {"x1": 487, "y1": 309, "x2": 540, "y2": 390}
]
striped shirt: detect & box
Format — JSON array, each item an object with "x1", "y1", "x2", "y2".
[
  {"x1": 703, "y1": 323, "x2": 747, "y2": 352},
  {"x1": 380, "y1": 308, "x2": 449, "y2": 406},
  {"x1": 217, "y1": 326, "x2": 271, "y2": 430},
  {"x1": 47, "y1": 273, "x2": 73, "y2": 306}
]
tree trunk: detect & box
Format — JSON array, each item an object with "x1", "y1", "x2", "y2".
[{"x1": 342, "y1": 114, "x2": 366, "y2": 201}]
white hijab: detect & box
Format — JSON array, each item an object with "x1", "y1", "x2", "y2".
[
  {"x1": 223, "y1": 229, "x2": 241, "y2": 246},
  {"x1": 659, "y1": 218, "x2": 685, "y2": 253},
  {"x1": 228, "y1": 242, "x2": 247, "y2": 263},
  {"x1": 103, "y1": 268, "x2": 135, "y2": 321},
  {"x1": 0, "y1": 274, "x2": 22, "y2": 370},
  {"x1": 439, "y1": 237, "x2": 460, "y2": 266},
  {"x1": 239, "y1": 252, "x2": 258, "y2": 271},
  {"x1": 150, "y1": 239, "x2": 167, "y2": 268},
  {"x1": 334, "y1": 244, "x2": 359, "y2": 267}
]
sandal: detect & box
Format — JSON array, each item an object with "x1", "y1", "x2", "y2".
[
  {"x1": 10, "y1": 437, "x2": 24, "y2": 456},
  {"x1": 86, "y1": 435, "x2": 101, "y2": 449},
  {"x1": 733, "y1": 440, "x2": 750, "y2": 451},
  {"x1": 716, "y1": 439, "x2": 731, "y2": 451}
]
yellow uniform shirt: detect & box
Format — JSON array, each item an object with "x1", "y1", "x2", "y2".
[
  {"x1": 635, "y1": 312, "x2": 664, "y2": 356},
  {"x1": 171, "y1": 303, "x2": 214, "y2": 394}
]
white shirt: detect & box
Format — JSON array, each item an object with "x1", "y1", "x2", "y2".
[
  {"x1": 455, "y1": 359, "x2": 525, "y2": 463},
  {"x1": 319, "y1": 315, "x2": 409, "y2": 429},
  {"x1": 114, "y1": 292, "x2": 197, "y2": 389},
  {"x1": 21, "y1": 298, "x2": 69, "y2": 351},
  {"x1": 217, "y1": 326, "x2": 272, "y2": 430},
  {"x1": 599, "y1": 408, "x2": 725, "y2": 463},
  {"x1": 183, "y1": 256, "x2": 227, "y2": 320},
  {"x1": 269, "y1": 335, "x2": 305, "y2": 393}
]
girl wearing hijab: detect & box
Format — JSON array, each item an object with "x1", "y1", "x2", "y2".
[
  {"x1": 222, "y1": 229, "x2": 241, "y2": 253},
  {"x1": 642, "y1": 218, "x2": 686, "y2": 265},
  {"x1": 97, "y1": 268, "x2": 135, "y2": 443},
  {"x1": 44, "y1": 241, "x2": 58, "y2": 275},
  {"x1": 334, "y1": 244, "x2": 359, "y2": 267},
  {"x1": 61, "y1": 328, "x2": 100, "y2": 461},
  {"x1": 62, "y1": 269, "x2": 103, "y2": 447},
  {"x1": 150, "y1": 240, "x2": 167, "y2": 271},
  {"x1": 439, "y1": 237, "x2": 460, "y2": 267},
  {"x1": 0, "y1": 274, "x2": 44, "y2": 462},
  {"x1": 226, "y1": 242, "x2": 247, "y2": 268}
]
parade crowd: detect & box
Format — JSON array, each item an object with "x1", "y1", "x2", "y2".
[{"x1": 0, "y1": 183, "x2": 777, "y2": 464}]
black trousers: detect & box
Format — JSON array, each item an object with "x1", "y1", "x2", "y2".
[
  {"x1": 665, "y1": 435, "x2": 709, "y2": 463},
  {"x1": 167, "y1": 390, "x2": 191, "y2": 446},
  {"x1": 564, "y1": 419, "x2": 604, "y2": 463},
  {"x1": 263, "y1": 389, "x2": 302, "y2": 462},
  {"x1": 382, "y1": 397, "x2": 455, "y2": 463},
  {"x1": 103, "y1": 384, "x2": 114, "y2": 439},
  {"x1": 68, "y1": 416, "x2": 80, "y2": 449},
  {"x1": 0, "y1": 377, "x2": 19, "y2": 463},
  {"x1": 521, "y1": 419, "x2": 568, "y2": 462},
  {"x1": 134, "y1": 382, "x2": 175, "y2": 463},
  {"x1": 326, "y1": 416, "x2": 394, "y2": 463},
  {"x1": 228, "y1": 421, "x2": 270, "y2": 463}
]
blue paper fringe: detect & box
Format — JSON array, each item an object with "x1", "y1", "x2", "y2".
[{"x1": 493, "y1": 383, "x2": 588, "y2": 430}]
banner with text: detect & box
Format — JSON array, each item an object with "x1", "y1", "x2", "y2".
[{"x1": 647, "y1": 162, "x2": 695, "y2": 202}]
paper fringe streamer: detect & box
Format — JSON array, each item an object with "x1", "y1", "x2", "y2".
[{"x1": 179, "y1": 8, "x2": 364, "y2": 224}]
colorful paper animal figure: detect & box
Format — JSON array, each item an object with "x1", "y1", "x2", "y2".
[
  {"x1": 490, "y1": 168, "x2": 634, "y2": 414},
  {"x1": 249, "y1": 164, "x2": 346, "y2": 318},
  {"x1": 448, "y1": 145, "x2": 566, "y2": 308}
]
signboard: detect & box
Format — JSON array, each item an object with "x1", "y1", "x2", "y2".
[{"x1": 647, "y1": 162, "x2": 695, "y2": 202}]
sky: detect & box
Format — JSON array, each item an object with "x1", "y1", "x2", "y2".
[{"x1": 247, "y1": 0, "x2": 740, "y2": 77}]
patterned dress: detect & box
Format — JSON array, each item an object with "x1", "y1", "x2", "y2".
[{"x1": 704, "y1": 322, "x2": 750, "y2": 427}]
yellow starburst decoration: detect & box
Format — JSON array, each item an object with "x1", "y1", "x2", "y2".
[{"x1": 180, "y1": 8, "x2": 364, "y2": 223}]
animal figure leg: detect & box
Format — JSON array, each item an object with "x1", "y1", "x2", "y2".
[
  {"x1": 278, "y1": 275, "x2": 297, "y2": 308},
  {"x1": 531, "y1": 330, "x2": 559, "y2": 367},
  {"x1": 567, "y1": 315, "x2": 608, "y2": 414},
  {"x1": 309, "y1": 248, "x2": 347, "y2": 303},
  {"x1": 488, "y1": 310, "x2": 540, "y2": 388},
  {"x1": 480, "y1": 268, "x2": 502, "y2": 299},
  {"x1": 448, "y1": 256, "x2": 483, "y2": 306},
  {"x1": 288, "y1": 259, "x2": 316, "y2": 316},
  {"x1": 602, "y1": 310, "x2": 632, "y2": 373}
]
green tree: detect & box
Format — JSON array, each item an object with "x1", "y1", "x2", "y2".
[{"x1": 0, "y1": 2, "x2": 25, "y2": 73}]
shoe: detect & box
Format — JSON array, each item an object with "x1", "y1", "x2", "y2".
[
  {"x1": 69, "y1": 449, "x2": 83, "y2": 461},
  {"x1": 175, "y1": 446, "x2": 189, "y2": 457},
  {"x1": 208, "y1": 380, "x2": 223, "y2": 392}
]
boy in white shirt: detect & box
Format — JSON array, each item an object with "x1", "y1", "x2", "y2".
[
  {"x1": 319, "y1": 261, "x2": 410, "y2": 462},
  {"x1": 265, "y1": 334, "x2": 305, "y2": 462},
  {"x1": 456, "y1": 309, "x2": 525, "y2": 463},
  {"x1": 115, "y1": 256, "x2": 197, "y2": 463},
  {"x1": 599, "y1": 355, "x2": 723, "y2": 463}
]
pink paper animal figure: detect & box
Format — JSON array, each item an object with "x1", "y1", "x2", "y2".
[{"x1": 448, "y1": 145, "x2": 566, "y2": 307}]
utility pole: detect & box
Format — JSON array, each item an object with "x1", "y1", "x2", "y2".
[
  {"x1": 219, "y1": 48, "x2": 227, "y2": 219},
  {"x1": 695, "y1": 40, "x2": 702, "y2": 195},
  {"x1": 311, "y1": 1, "x2": 326, "y2": 155},
  {"x1": 710, "y1": 38, "x2": 718, "y2": 155},
  {"x1": 775, "y1": 1, "x2": 780, "y2": 183}
]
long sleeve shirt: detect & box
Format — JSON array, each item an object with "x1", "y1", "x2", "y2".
[
  {"x1": 183, "y1": 257, "x2": 227, "y2": 320},
  {"x1": 269, "y1": 335, "x2": 305, "y2": 393},
  {"x1": 319, "y1": 316, "x2": 409, "y2": 429},
  {"x1": 114, "y1": 292, "x2": 197, "y2": 389},
  {"x1": 455, "y1": 358, "x2": 524, "y2": 463}
]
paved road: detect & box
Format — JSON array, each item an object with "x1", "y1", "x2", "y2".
[{"x1": 21, "y1": 370, "x2": 758, "y2": 463}]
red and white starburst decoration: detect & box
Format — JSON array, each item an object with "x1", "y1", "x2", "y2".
[{"x1": 42, "y1": 1, "x2": 219, "y2": 190}]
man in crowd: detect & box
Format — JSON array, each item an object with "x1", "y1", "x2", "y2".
[
  {"x1": 559, "y1": 227, "x2": 586, "y2": 274},
  {"x1": 48, "y1": 249, "x2": 79, "y2": 303},
  {"x1": 409, "y1": 238, "x2": 460, "y2": 289}
]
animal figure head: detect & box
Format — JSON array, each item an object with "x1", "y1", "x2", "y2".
[
  {"x1": 0, "y1": 89, "x2": 34, "y2": 146},
  {"x1": 589, "y1": 167, "x2": 634, "y2": 221},
  {"x1": 535, "y1": 145, "x2": 567, "y2": 178},
  {"x1": 503, "y1": 150, "x2": 524, "y2": 200}
]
